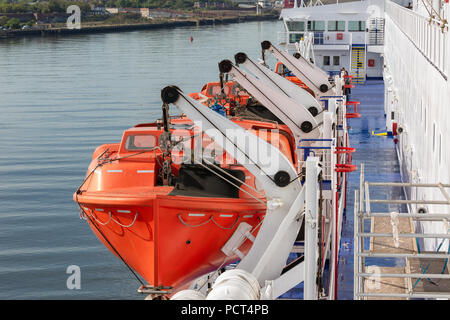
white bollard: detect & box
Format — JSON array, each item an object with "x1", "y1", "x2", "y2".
[
  {"x1": 206, "y1": 269, "x2": 260, "y2": 300},
  {"x1": 170, "y1": 289, "x2": 206, "y2": 300}
]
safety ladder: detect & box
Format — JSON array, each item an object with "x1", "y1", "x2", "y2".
[
  {"x1": 350, "y1": 45, "x2": 366, "y2": 84},
  {"x1": 368, "y1": 18, "x2": 385, "y2": 45},
  {"x1": 354, "y1": 163, "x2": 450, "y2": 299}
]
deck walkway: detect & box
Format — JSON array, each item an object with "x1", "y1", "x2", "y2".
[
  {"x1": 339, "y1": 80, "x2": 450, "y2": 300},
  {"x1": 365, "y1": 215, "x2": 416, "y2": 299},
  {"x1": 336, "y1": 80, "x2": 408, "y2": 299}
]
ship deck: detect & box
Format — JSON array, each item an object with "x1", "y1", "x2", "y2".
[
  {"x1": 282, "y1": 79, "x2": 414, "y2": 299},
  {"x1": 337, "y1": 79, "x2": 406, "y2": 299},
  {"x1": 281, "y1": 79, "x2": 402, "y2": 299}
]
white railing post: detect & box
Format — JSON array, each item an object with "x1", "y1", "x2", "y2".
[
  {"x1": 354, "y1": 189, "x2": 360, "y2": 300},
  {"x1": 304, "y1": 156, "x2": 320, "y2": 300}
]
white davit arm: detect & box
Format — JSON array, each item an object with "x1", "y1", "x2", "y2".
[
  {"x1": 261, "y1": 40, "x2": 334, "y2": 97},
  {"x1": 161, "y1": 85, "x2": 301, "y2": 201},
  {"x1": 234, "y1": 52, "x2": 323, "y2": 116},
  {"x1": 218, "y1": 60, "x2": 320, "y2": 141},
  {"x1": 161, "y1": 86, "x2": 303, "y2": 284}
]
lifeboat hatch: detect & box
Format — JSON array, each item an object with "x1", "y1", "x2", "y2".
[{"x1": 169, "y1": 163, "x2": 246, "y2": 198}]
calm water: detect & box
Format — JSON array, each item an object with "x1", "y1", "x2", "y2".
[{"x1": 0, "y1": 20, "x2": 283, "y2": 299}]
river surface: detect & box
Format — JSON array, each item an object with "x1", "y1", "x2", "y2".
[{"x1": 0, "y1": 20, "x2": 284, "y2": 299}]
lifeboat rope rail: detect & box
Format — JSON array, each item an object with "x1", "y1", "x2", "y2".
[
  {"x1": 177, "y1": 214, "x2": 241, "y2": 230},
  {"x1": 82, "y1": 209, "x2": 139, "y2": 228},
  {"x1": 82, "y1": 209, "x2": 112, "y2": 226},
  {"x1": 177, "y1": 215, "x2": 213, "y2": 228},
  {"x1": 111, "y1": 212, "x2": 139, "y2": 228},
  {"x1": 211, "y1": 216, "x2": 240, "y2": 230}
]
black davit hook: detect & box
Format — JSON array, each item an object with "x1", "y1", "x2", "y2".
[
  {"x1": 234, "y1": 52, "x2": 248, "y2": 65},
  {"x1": 161, "y1": 86, "x2": 181, "y2": 104}
]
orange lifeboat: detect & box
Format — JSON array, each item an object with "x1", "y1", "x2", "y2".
[
  {"x1": 188, "y1": 81, "x2": 251, "y2": 115},
  {"x1": 188, "y1": 80, "x2": 298, "y2": 127},
  {"x1": 74, "y1": 112, "x2": 297, "y2": 292}
]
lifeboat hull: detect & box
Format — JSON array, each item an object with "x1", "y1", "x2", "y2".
[{"x1": 76, "y1": 192, "x2": 265, "y2": 290}]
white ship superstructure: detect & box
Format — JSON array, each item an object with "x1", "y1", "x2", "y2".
[
  {"x1": 280, "y1": 0, "x2": 387, "y2": 82},
  {"x1": 383, "y1": 0, "x2": 450, "y2": 253},
  {"x1": 280, "y1": 0, "x2": 450, "y2": 299}
]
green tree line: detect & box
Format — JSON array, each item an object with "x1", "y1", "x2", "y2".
[
  {"x1": 0, "y1": 0, "x2": 91, "y2": 14},
  {"x1": 0, "y1": 0, "x2": 236, "y2": 13}
]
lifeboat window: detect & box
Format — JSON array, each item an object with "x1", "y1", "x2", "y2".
[
  {"x1": 231, "y1": 83, "x2": 248, "y2": 96},
  {"x1": 125, "y1": 135, "x2": 157, "y2": 150},
  {"x1": 275, "y1": 63, "x2": 284, "y2": 75},
  {"x1": 208, "y1": 85, "x2": 229, "y2": 96}
]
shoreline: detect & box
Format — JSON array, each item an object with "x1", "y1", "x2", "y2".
[{"x1": 0, "y1": 13, "x2": 279, "y2": 39}]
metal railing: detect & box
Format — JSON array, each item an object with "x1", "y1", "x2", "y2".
[
  {"x1": 278, "y1": 30, "x2": 353, "y2": 46},
  {"x1": 385, "y1": 0, "x2": 448, "y2": 78},
  {"x1": 354, "y1": 163, "x2": 450, "y2": 299},
  {"x1": 298, "y1": 138, "x2": 335, "y2": 181},
  {"x1": 295, "y1": 32, "x2": 315, "y2": 62},
  {"x1": 367, "y1": 18, "x2": 385, "y2": 45}
]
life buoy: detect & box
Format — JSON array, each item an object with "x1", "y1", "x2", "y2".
[
  {"x1": 346, "y1": 113, "x2": 361, "y2": 119},
  {"x1": 335, "y1": 164, "x2": 357, "y2": 172}
]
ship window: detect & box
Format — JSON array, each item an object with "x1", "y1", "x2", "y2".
[
  {"x1": 286, "y1": 20, "x2": 305, "y2": 31},
  {"x1": 308, "y1": 20, "x2": 325, "y2": 31},
  {"x1": 289, "y1": 33, "x2": 303, "y2": 43},
  {"x1": 348, "y1": 21, "x2": 366, "y2": 32},
  {"x1": 323, "y1": 56, "x2": 330, "y2": 66},
  {"x1": 432, "y1": 123, "x2": 436, "y2": 152},
  {"x1": 328, "y1": 20, "x2": 345, "y2": 31},
  {"x1": 424, "y1": 107, "x2": 427, "y2": 132},
  {"x1": 125, "y1": 134, "x2": 157, "y2": 150},
  {"x1": 333, "y1": 56, "x2": 340, "y2": 65}
]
